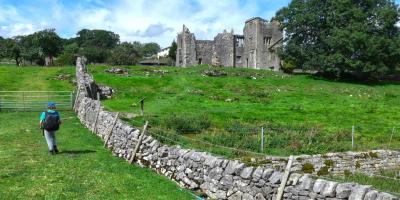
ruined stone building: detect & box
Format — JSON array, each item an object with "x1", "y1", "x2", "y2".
[{"x1": 176, "y1": 17, "x2": 283, "y2": 71}]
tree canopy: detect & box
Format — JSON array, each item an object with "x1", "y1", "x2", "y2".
[
  {"x1": 76, "y1": 29, "x2": 120, "y2": 49},
  {"x1": 0, "y1": 28, "x2": 162, "y2": 66},
  {"x1": 141, "y1": 42, "x2": 161, "y2": 57},
  {"x1": 108, "y1": 42, "x2": 141, "y2": 65},
  {"x1": 168, "y1": 40, "x2": 177, "y2": 62},
  {"x1": 276, "y1": 0, "x2": 400, "y2": 80},
  {"x1": 33, "y1": 29, "x2": 63, "y2": 59}
]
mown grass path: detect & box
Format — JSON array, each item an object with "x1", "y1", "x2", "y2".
[
  {"x1": 0, "y1": 66, "x2": 193, "y2": 200},
  {"x1": 0, "y1": 112, "x2": 193, "y2": 199}
]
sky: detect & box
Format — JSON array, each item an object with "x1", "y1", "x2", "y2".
[{"x1": 0, "y1": 0, "x2": 399, "y2": 48}]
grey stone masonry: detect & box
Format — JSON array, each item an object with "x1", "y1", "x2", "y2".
[
  {"x1": 74, "y1": 57, "x2": 399, "y2": 199},
  {"x1": 261, "y1": 151, "x2": 400, "y2": 177},
  {"x1": 176, "y1": 17, "x2": 283, "y2": 71}
]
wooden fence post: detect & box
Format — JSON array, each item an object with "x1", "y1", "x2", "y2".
[
  {"x1": 261, "y1": 127, "x2": 264, "y2": 153},
  {"x1": 129, "y1": 121, "x2": 149, "y2": 164},
  {"x1": 138, "y1": 98, "x2": 146, "y2": 116},
  {"x1": 103, "y1": 112, "x2": 120, "y2": 148},
  {"x1": 276, "y1": 155, "x2": 294, "y2": 200},
  {"x1": 92, "y1": 92, "x2": 101, "y2": 134},
  {"x1": 73, "y1": 87, "x2": 80, "y2": 111}
]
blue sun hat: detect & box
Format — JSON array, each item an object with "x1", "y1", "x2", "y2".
[{"x1": 47, "y1": 102, "x2": 56, "y2": 107}]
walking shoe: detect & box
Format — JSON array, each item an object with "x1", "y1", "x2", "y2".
[
  {"x1": 54, "y1": 146, "x2": 59, "y2": 153},
  {"x1": 49, "y1": 150, "x2": 56, "y2": 155}
]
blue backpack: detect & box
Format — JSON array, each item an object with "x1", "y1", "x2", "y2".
[{"x1": 43, "y1": 111, "x2": 60, "y2": 131}]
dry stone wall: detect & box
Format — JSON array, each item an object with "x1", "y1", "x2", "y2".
[
  {"x1": 73, "y1": 57, "x2": 399, "y2": 200},
  {"x1": 263, "y1": 151, "x2": 400, "y2": 177}
]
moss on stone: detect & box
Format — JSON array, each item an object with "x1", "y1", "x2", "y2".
[
  {"x1": 296, "y1": 157, "x2": 304, "y2": 161},
  {"x1": 355, "y1": 161, "x2": 361, "y2": 169},
  {"x1": 369, "y1": 152, "x2": 378, "y2": 158},
  {"x1": 324, "y1": 159, "x2": 334, "y2": 167},
  {"x1": 302, "y1": 163, "x2": 315, "y2": 174},
  {"x1": 317, "y1": 166, "x2": 330, "y2": 176},
  {"x1": 344, "y1": 169, "x2": 351, "y2": 177}
]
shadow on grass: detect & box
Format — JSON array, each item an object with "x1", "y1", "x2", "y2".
[
  {"x1": 59, "y1": 150, "x2": 96, "y2": 155},
  {"x1": 303, "y1": 73, "x2": 400, "y2": 86}
]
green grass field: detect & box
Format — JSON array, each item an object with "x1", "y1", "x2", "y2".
[
  {"x1": 89, "y1": 65, "x2": 400, "y2": 157},
  {"x1": 0, "y1": 66, "x2": 193, "y2": 200}
]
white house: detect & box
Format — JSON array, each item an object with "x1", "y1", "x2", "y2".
[{"x1": 157, "y1": 47, "x2": 170, "y2": 59}]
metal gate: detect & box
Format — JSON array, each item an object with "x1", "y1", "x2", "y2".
[{"x1": 0, "y1": 91, "x2": 75, "y2": 111}]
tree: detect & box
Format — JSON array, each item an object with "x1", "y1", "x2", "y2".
[
  {"x1": 276, "y1": 0, "x2": 400, "y2": 80},
  {"x1": 32, "y1": 29, "x2": 63, "y2": 66},
  {"x1": 4, "y1": 37, "x2": 23, "y2": 66},
  {"x1": 55, "y1": 42, "x2": 79, "y2": 66},
  {"x1": 107, "y1": 42, "x2": 140, "y2": 65},
  {"x1": 141, "y1": 42, "x2": 161, "y2": 57},
  {"x1": 20, "y1": 34, "x2": 41, "y2": 65},
  {"x1": 131, "y1": 41, "x2": 144, "y2": 57},
  {"x1": 168, "y1": 40, "x2": 177, "y2": 62},
  {"x1": 0, "y1": 37, "x2": 5, "y2": 59},
  {"x1": 76, "y1": 29, "x2": 120, "y2": 63},
  {"x1": 76, "y1": 29, "x2": 120, "y2": 49}
]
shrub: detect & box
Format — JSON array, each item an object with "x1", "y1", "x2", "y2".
[
  {"x1": 281, "y1": 60, "x2": 296, "y2": 73},
  {"x1": 55, "y1": 52, "x2": 76, "y2": 66},
  {"x1": 317, "y1": 166, "x2": 330, "y2": 176}
]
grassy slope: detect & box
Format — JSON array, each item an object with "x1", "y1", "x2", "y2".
[
  {"x1": 0, "y1": 66, "x2": 193, "y2": 200},
  {"x1": 90, "y1": 65, "x2": 400, "y2": 156}
]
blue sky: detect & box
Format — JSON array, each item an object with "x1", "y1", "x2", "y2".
[{"x1": 0, "y1": 0, "x2": 398, "y2": 47}]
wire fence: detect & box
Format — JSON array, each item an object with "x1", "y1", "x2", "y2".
[
  {"x1": 142, "y1": 123, "x2": 400, "y2": 167},
  {"x1": 0, "y1": 91, "x2": 75, "y2": 112},
  {"x1": 143, "y1": 122, "x2": 400, "y2": 157}
]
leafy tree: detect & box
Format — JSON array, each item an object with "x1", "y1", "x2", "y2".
[
  {"x1": 32, "y1": 29, "x2": 63, "y2": 65},
  {"x1": 4, "y1": 37, "x2": 23, "y2": 66},
  {"x1": 0, "y1": 37, "x2": 5, "y2": 59},
  {"x1": 55, "y1": 42, "x2": 79, "y2": 66},
  {"x1": 131, "y1": 41, "x2": 144, "y2": 57},
  {"x1": 141, "y1": 42, "x2": 161, "y2": 57},
  {"x1": 168, "y1": 40, "x2": 177, "y2": 62},
  {"x1": 20, "y1": 34, "x2": 41, "y2": 65},
  {"x1": 76, "y1": 29, "x2": 120, "y2": 48},
  {"x1": 108, "y1": 42, "x2": 140, "y2": 65},
  {"x1": 276, "y1": 0, "x2": 400, "y2": 80},
  {"x1": 76, "y1": 29, "x2": 120, "y2": 63},
  {"x1": 78, "y1": 47, "x2": 110, "y2": 64}
]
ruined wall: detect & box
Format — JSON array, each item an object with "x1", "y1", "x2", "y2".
[
  {"x1": 214, "y1": 31, "x2": 235, "y2": 67},
  {"x1": 243, "y1": 17, "x2": 282, "y2": 71},
  {"x1": 176, "y1": 25, "x2": 197, "y2": 67},
  {"x1": 74, "y1": 57, "x2": 399, "y2": 200},
  {"x1": 176, "y1": 17, "x2": 282, "y2": 70},
  {"x1": 195, "y1": 40, "x2": 214, "y2": 65},
  {"x1": 234, "y1": 35, "x2": 245, "y2": 67}
]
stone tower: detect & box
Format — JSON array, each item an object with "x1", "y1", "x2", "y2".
[
  {"x1": 176, "y1": 25, "x2": 197, "y2": 67},
  {"x1": 243, "y1": 17, "x2": 282, "y2": 70}
]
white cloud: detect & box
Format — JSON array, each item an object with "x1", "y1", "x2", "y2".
[{"x1": 0, "y1": 23, "x2": 35, "y2": 36}]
